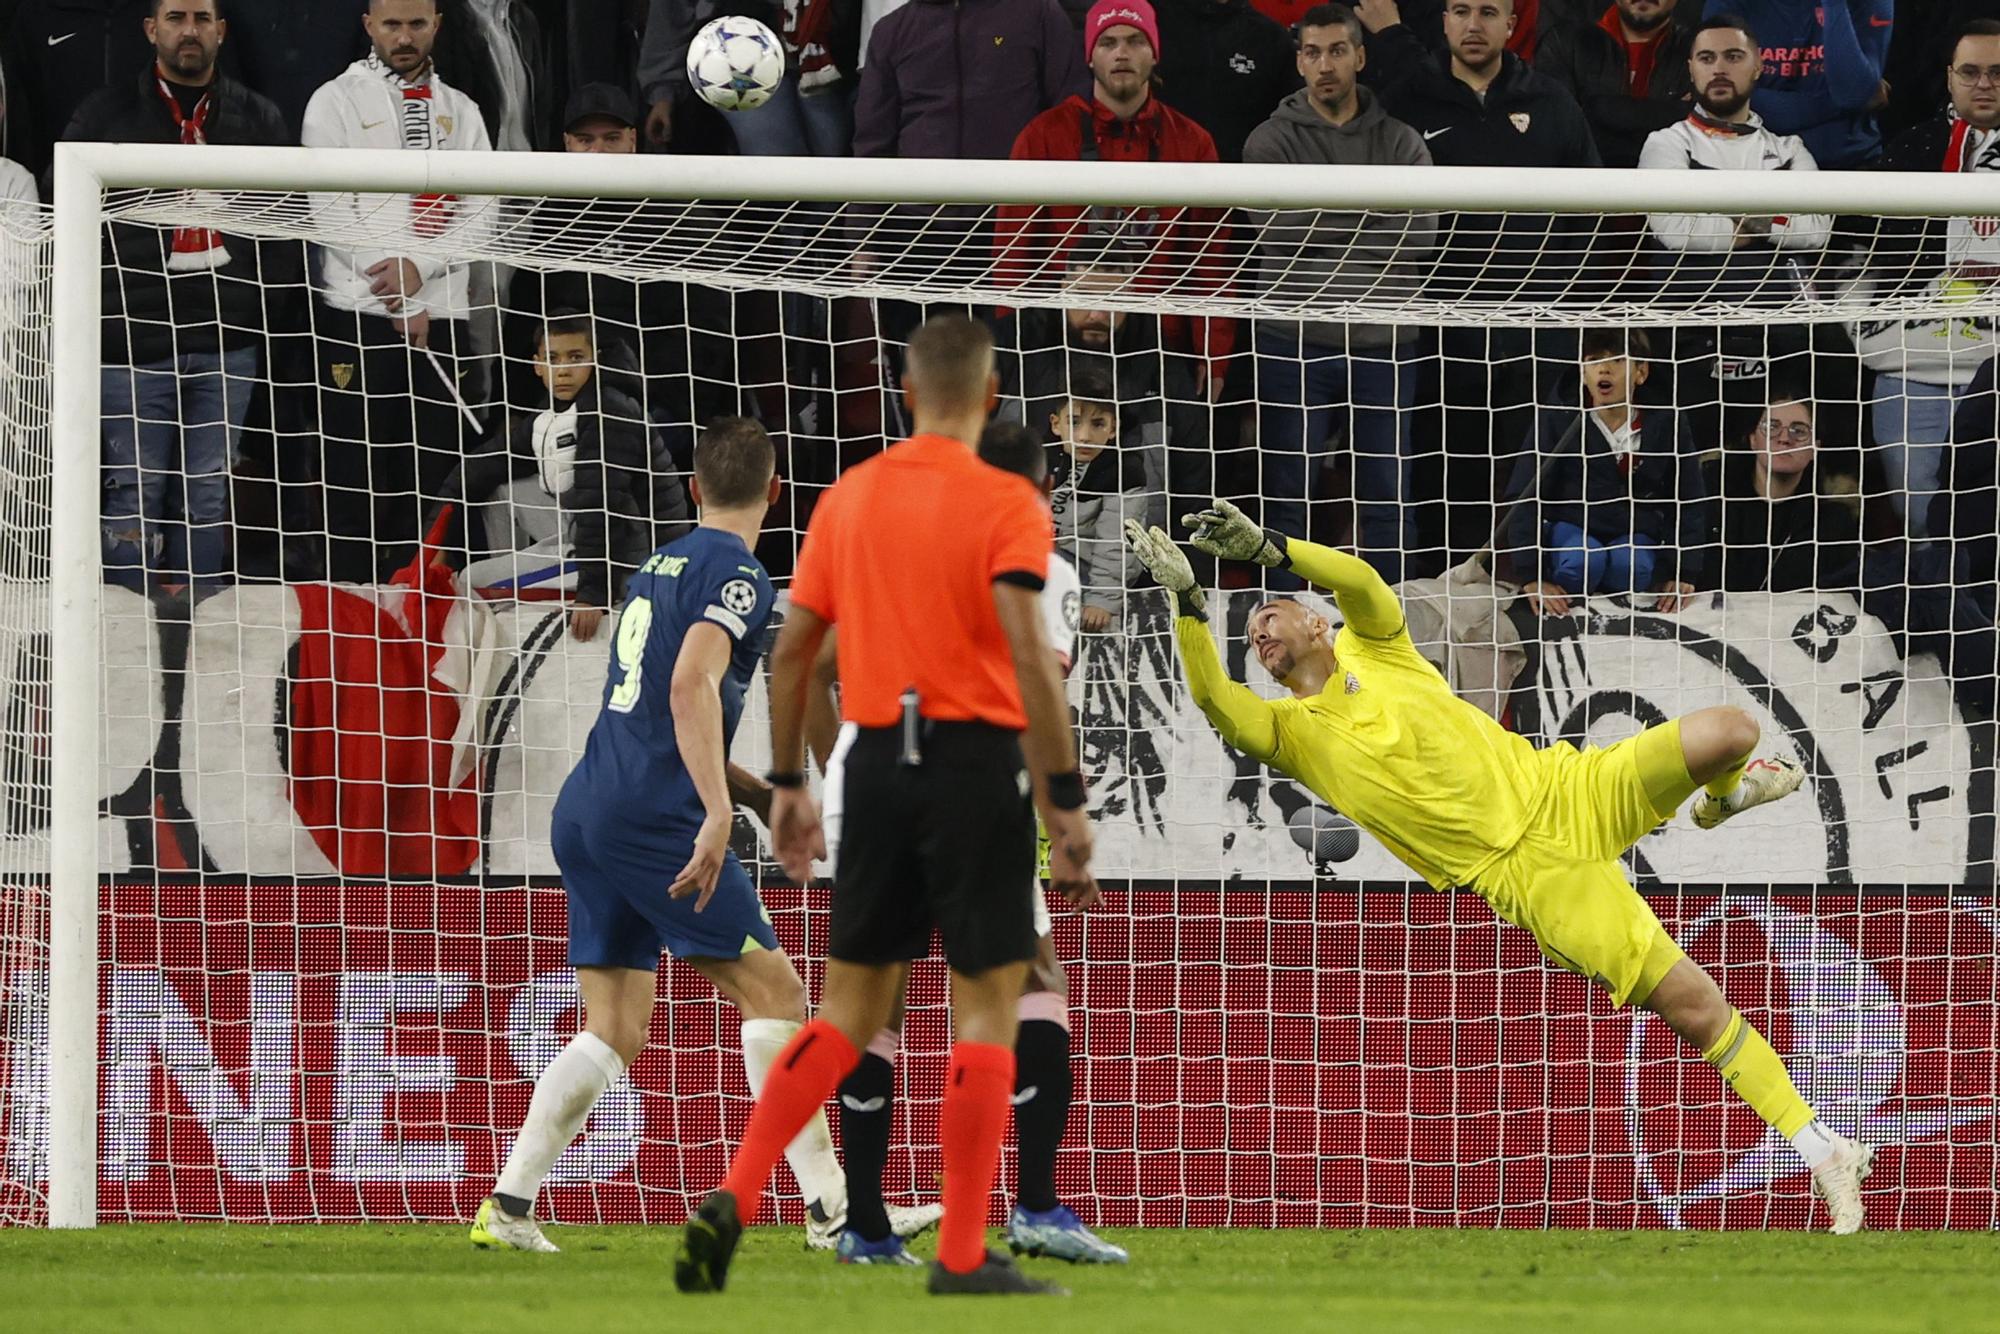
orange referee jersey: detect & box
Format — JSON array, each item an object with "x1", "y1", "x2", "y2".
[{"x1": 790, "y1": 433, "x2": 1052, "y2": 730}]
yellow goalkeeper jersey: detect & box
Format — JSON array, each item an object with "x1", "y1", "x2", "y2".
[{"x1": 1176, "y1": 543, "x2": 1550, "y2": 890}]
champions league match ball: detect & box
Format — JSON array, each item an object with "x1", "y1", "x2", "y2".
[{"x1": 686, "y1": 16, "x2": 785, "y2": 112}]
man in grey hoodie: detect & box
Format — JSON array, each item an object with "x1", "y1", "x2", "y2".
[{"x1": 1243, "y1": 2, "x2": 1436, "y2": 584}]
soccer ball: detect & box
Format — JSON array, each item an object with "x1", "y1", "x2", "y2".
[{"x1": 686, "y1": 16, "x2": 784, "y2": 113}]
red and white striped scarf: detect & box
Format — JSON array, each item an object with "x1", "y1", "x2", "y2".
[
  {"x1": 781, "y1": 0, "x2": 840, "y2": 92},
  {"x1": 368, "y1": 52, "x2": 456, "y2": 237},
  {"x1": 152, "y1": 65, "x2": 230, "y2": 271}
]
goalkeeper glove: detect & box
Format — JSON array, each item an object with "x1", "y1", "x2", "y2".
[
  {"x1": 1123, "y1": 519, "x2": 1207, "y2": 621},
  {"x1": 1183, "y1": 498, "x2": 1289, "y2": 569}
]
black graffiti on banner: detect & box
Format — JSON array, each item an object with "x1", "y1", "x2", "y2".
[
  {"x1": 1794, "y1": 604, "x2": 1859, "y2": 664},
  {"x1": 1841, "y1": 670, "x2": 1905, "y2": 732}
]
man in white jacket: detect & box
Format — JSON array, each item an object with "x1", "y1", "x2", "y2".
[
  {"x1": 302, "y1": 0, "x2": 494, "y2": 584},
  {"x1": 1639, "y1": 14, "x2": 1833, "y2": 454}
]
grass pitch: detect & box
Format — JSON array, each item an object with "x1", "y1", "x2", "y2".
[{"x1": 6, "y1": 1224, "x2": 1995, "y2": 1334}]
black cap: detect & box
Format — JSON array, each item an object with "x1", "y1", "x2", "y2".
[{"x1": 562, "y1": 83, "x2": 639, "y2": 132}]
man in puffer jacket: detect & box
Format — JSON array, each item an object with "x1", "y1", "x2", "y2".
[{"x1": 454, "y1": 314, "x2": 694, "y2": 640}]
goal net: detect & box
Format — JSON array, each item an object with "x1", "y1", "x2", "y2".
[{"x1": 2, "y1": 146, "x2": 1995, "y2": 1230}]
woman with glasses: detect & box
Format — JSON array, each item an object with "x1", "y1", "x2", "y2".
[{"x1": 1707, "y1": 394, "x2": 2000, "y2": 717}]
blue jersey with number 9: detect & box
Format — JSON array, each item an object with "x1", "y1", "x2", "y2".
[{"x1": 555, "y1": 526, "x2": 775, "y2": 836}]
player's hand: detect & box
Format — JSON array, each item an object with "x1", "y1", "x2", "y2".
[
  {"x1": 570, "y1": 604, "x2": 606, "y2": 641},
  {"x1": 769, "y1": 785, "x2": 826, "y2": 885},
  {"x1": 1041, "y1": 806, "x2": 1100, "y2": 908},
  {"x1": 1080, "y1": 605, "x2": 1112, "y2": 633},
  {"x1": 1653, "y1": 579, "x2": 1696, "y2": 613},
  {"x1": 1123, "y1": 520, "x2": 1205, "y2": 618},
  {"x1": 366, "y1": 256, "x2": 424, "y2": 312},
  {"x1": 668, "y1": 814, "x2": 732, "y2": 912},
  {"x1": 1523, "y1": 579, "x2": 1571, "y2": 617},
  {"x1": 646, "y1": 97, "x2": 675, "y2": 148},
  {"x1": 1183, "y1": 498, "x2": 1286, "y2": 567}
]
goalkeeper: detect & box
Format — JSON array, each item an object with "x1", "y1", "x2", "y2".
[{"x1": 1125, "y1": 502, "x2": 1877, "y2": 1234}]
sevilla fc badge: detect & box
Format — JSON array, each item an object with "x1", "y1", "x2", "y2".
[{"x1": 1509, "y1": 112, "x2": 1531, "y2": 133}]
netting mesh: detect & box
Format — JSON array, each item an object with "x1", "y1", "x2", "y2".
[
  {"x1": 106, "y1": 186, "x2": 2000, "y2": 326},
  {"x1": 0, "y1": 173, "x2": 1995, "y2": 1227},
  {"x1": 0, "y1": 201, "x2": 51, "y2": 1225}
]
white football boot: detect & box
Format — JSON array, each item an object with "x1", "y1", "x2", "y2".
[
  {"x1": 1811, "y1": 1135, "x2": 1876, "y2": 1235},
  {"x1": 1693, "y1": 757, "x2": 1806, "y2": 830},
  {"x1": 469, "y1": 1196, "x2": 559, "y2": 1253}
]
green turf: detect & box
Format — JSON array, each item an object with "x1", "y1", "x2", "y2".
[{"x1": 4, "y1": 1224, "x2": 1996, "y2": 1334}]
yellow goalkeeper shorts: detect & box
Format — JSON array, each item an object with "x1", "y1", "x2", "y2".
[{"x1": 1471, "y1": 722, "x2": 1694, "y2": 1008}]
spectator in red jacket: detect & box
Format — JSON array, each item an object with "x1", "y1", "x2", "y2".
[{"x1": 996, "y1": 0, "x2": 1237, "y2": 392}]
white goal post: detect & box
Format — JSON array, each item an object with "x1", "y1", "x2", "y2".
[{"x1": 36, "y1": 142, "x2": 2000, "y2": 1229}]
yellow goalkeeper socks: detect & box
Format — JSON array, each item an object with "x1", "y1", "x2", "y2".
[
  {"x1": 1704, "y1": 755, "x2": 1749, "y2": 800},
  {"x1": 1702, "y1": 1008, "x2": 1816, "y2": 1139}
]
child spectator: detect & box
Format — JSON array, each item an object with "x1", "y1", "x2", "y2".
[
  {"x1": 1501, "y1": 329, "x2": 1712, "y2": 614},
  {"x1": 453, "y1": 314, "x2": 692, "y2": 640},
  {"x1": 1047, "y1": 367, "x2": 1153, "y2": 632}
]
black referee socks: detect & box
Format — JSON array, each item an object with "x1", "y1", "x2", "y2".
[
  {"x1": 1012, "y1": 1019, "x2": 1073, "y2": 1214},
  {"x1": 837, "y1": 1052, "x2": 897, "y2": 1242}
]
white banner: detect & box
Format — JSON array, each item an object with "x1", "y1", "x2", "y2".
[{"x1": 45, "y1": 585, "x2": 1978, "y2": 884}]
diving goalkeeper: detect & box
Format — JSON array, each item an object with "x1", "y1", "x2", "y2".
[{"x1": 1125, "y1": 502, "x2": 1876, "y2": 1234}]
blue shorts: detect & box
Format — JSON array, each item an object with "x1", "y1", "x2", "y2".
[{"x1": 551, "y1": 813, "x2": 779, "y2": 970}]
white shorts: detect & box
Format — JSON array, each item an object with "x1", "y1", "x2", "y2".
[{"x1": 824, "y1": 720, "x2": 1050, "y2": 938}]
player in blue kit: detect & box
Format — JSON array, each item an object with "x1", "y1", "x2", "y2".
[{"x1": 473, "y1": 418, "x2": 883, "y2": 1252}]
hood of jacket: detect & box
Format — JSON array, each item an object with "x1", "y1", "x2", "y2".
[
  {"x1": 1264, "y1": 85, "x2": 1395, "y2": 145},
  {"x1": 1411, "y1": 48, "x2": 1551, "y2": 110}
]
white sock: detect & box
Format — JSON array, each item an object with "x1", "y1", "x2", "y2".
[
  {"x1": 742, "y1": 1017, "x2": 849, "y2": 1215},
  {"x1": 1790, "y1": 1119, "x2": 1841, "y2": 1170},
  {"x1": 495, "y1": 1031, "x2": 624, "y2": 1206}
]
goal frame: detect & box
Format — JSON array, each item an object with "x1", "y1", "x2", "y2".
[{"x1": 43, "y1": 140, "x2": 2000, "y2": 1228}]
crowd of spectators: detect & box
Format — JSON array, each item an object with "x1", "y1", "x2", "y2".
[{"x1": 13, "y1": 0, "x2": 2000, "y2": 710}]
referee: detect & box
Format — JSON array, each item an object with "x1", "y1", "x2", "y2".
[{"x1": 676, "y1": 316, "x2": 1098, "y2": 1298}]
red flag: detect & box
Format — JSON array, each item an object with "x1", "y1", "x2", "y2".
[{"x1": 288, "y1": 507, "x2": 481, "y2": 877}]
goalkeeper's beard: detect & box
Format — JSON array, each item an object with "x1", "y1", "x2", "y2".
[{"x1": 1258, "y1": 639, "x2": 1297, "y2": 682}]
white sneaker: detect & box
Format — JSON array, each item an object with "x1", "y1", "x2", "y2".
[
  {"x1": 1693, "y1": 757, "x2": 1806, "y2": 830},
  {"x1": 1811, "y1": 1136, "x2": 1875, "y2": 1235},
  {"x1": 805, "y1": 1195, "x2": 848, "y2": 1251},
  {"x1": 888, "y1": 1202, "x2": 944, "y2": 1239},
  {"x1": 469, "y1": 1196, "x2": 559, "y2": 1253},
  {"x1": 805, "y1": 1198, "x2": 943, "y2": 1250}
]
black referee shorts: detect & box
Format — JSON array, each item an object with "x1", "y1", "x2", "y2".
[{"x1": 828, "y1": 721, "x2": 1038, "y2": 975}]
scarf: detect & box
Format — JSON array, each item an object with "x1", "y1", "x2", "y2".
[
  {"x1": 1943, "y1": 115, "x2": 2000, "y2": 174},
  {"x1": 368, "y1": 52, "x2": 456, "y2": 237},
  {"x1": 1942, "y1": 116, "x2": 2000, "y2": 282},
  {"x1": 153, "y1": 66, "x2": 231, "y2": 272},
  {"x1": 1688, "y1": 107, "x2": 1759, "y2": 136},
  {"x1": 780, "y1": 0, "x2": 841, "y2": 93}
]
